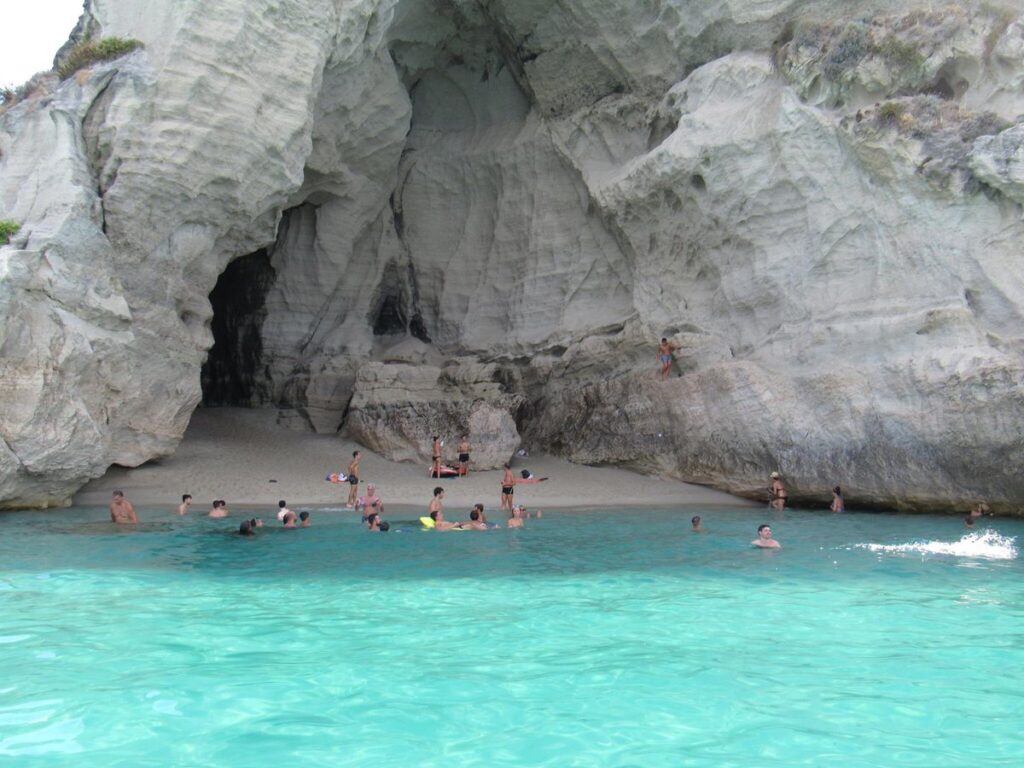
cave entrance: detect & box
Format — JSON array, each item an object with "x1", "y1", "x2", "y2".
[{"x1": 200, "y1": 249, "x2": 276, "y2": 406}]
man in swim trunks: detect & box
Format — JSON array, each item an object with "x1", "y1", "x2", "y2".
[
  {"x1": 769, "y1": 471, "x2": 787, "y2": 510},
  {"x1": 431, "y1": 436, "x2": 442, "y2": 478},
  {"x1": 658, "y1": 337, "x2": 677, "y2": 380},
  {"x1": 109, "y1": 490, "x2": 137, "y2": 524},
  {"x1": 752, "y1": 524, "x2": 781, "y2": 549},
  {"x1": 356, "y1": 483, "x2": 384, "y2": 522},
  {"x1": 176, "y1": 494, "x2": 192, "y2": 515},
  {"x1": 500, "y1": 464, "x2": 516, "y2": 512},
  {"x1": 458, "y1": 436, "x2": 471, "y2": 476},
  {"x1": 346, "y1": 451, "x2": 361, "y2": 508}
]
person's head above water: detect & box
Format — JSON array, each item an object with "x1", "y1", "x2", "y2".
[
  {"x1": 691, "y1": 515, "x2": 701, "y2": 528},
  {"x1": 757, "y1": 524, "x2": 772, "y2": 537},
  {"x1": 833, "y1": 486, "x2": 842, "y2": 495},
  {"x1": 770, "y1": 472, "x2": 780, "y2": 480},
  {"x1": 182, "y1": 494, "x2": 192, "y2": 503},
  {"x1": 299, "y1": 511, "x2": 309, "y2": 522},
  {"x1": 278, "y1": 500, "x2": 287, "y2": 509},
  {"x1": 379, "y1": 521, "x2": 390, "y2": 532},
  {"x1": 470, "y1": 510, "x2": 480, "y2": 521},
  {"x1": 433, "y1": 487, "x2": 444, "y2": 497},
  {"x1": 473, "y1": 503, "x2": 484, "y2": 512},
  {"x1": 367, "y1": 483, "x2": 376, "y2": 493},
  {"x1": 964, "y1": 516, "x2": 975, "y2": 527},
  {"x1": 239, "y1": 520, "x2": 253, "y2": 536},
  {"x1": 112, "y1": 490, "x2": 124, "y2": 499}
]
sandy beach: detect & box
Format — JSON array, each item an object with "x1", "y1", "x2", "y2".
[{"x1": 73, "y1": 407, "x2": 750, "y2": 512}]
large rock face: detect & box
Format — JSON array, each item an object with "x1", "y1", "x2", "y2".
[{"x1": 2, "y1": 0, "x2": 1023, "y2": 511}]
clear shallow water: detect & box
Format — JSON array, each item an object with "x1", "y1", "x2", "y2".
[{"x1": 1, "y1": 506, "x2": 1022, "y2": 767}]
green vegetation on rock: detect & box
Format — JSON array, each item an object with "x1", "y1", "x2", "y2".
[
  {"x1": 0, "y1": 220, "x2": 20, "y2": 243},
  {"x1": 57, "y1": 38, "x2": 144, "y2": 81}
]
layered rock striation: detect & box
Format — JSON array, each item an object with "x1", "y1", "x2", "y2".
[{"x1": 2, "y1": 0, "x2": 1023, "y2": 511}]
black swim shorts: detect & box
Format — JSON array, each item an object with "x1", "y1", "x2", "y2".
[
  {"x1": 349, "y1": 476, "x2": 359, "y2": 485},
  {"x1": 459, "y1": 453, "x2": 470, "y2": 462},
  {"x1": 502, "y1": 486, "x2": 514, "y2": 495}
]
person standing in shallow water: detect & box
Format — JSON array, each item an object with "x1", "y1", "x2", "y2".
[
  {"x1": 769, "y1": 471, "x2": 787, "y2": 510},
  {"x1": 346, "y1": 450, "x2": 361, "y2": 508},
  {"x1": 657, "y1": 337, "x2": 677, "y2": 380},
  {"x1": 830, "y1": 486, "x2": 845, "y2": 513},
  {"x1": 110, "y1": 490, "x2": 137, "y2": 524}
]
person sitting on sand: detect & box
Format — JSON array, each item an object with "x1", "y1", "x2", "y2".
[
  {"x1": 356, "y1": 484, "x2": 384, "y2": 522},
  {"x1": 830, "y1": 486, "x2": 845, "y2": 513},
  {"x1": 177, "y1": 494, "x2": 192, "y2": 515},
  {"x1": 282, "y1": 511, "x2": 298, "y2": 529},
  {"x1": 691, "y1": 515, "x2": 703, "y2": 532},
  {"x1": 209, "y1": 499, "x2": 228, "y2": 518},
  {"x1": 752, "y1": 524, "x2": 781, "y2": 549},
  {"x1": 110, "y1": 490, "x2": 138, "y2": 525},
  {"x1": 299, "y1": 511, "x2": 311, "y2": 528},
  {"x1": 769, "y1": 472, "x2": 787, "y2": 510}
]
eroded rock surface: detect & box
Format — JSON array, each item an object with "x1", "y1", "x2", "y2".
[{"x1": 2, "y1": 0, "x2": 1023, "y2": 511}]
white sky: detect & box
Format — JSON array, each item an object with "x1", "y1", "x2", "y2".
[{"x1": 1, "y1": 0, "x2": 86, "y2": 86}]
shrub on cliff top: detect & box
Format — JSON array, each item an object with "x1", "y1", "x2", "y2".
[
  {"x1": 0, "y1": 220, "x2": 20, "y2": 244},
  {"x1": 56, "y1": 37, "x2": 143, "y2": 80}
]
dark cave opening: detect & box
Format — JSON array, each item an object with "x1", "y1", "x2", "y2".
[{"x1": 200, "y1": 249, "x2": 277, "y2": 406}]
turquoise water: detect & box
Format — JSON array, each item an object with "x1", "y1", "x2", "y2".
[{"x1": 1, "y1": 506, "x2": 1022, "y2": 767}]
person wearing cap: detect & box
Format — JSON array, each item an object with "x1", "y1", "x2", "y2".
[
  {"x1": 769, "y1": 471, "x2": 787, "y2": 510},
  {"x1": 356, "y1": 484, "x2": 384, "y2": 522}
]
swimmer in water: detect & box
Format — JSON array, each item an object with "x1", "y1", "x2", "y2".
[
  {"x1": 208, "y1": 499, "x2": 228, "y2": 518},
  {"x1": 176, "y1": 494, "x2": 192, "y2": 515},
  {"x1": 366, "y1": 511, "x2": 382, "y2": 531},
  {"x1": 691, "y1": 515, "x2": 703, "y2": 532},
  {"x1": 964, "y1": 516, "x2": 975, "y2": 528},
  {"x1": 276, "y1": 500, "x2": 294, "y2": 522},
  {"x1": 458, "y1": 509, "x2": 489, "y2": 531},
  {"x1": 428, "y1": 487, "x2": 458, "y2": 530},
  {"x1": 507, "y1": 506, "x2": 524, "y2": 528},
  {"x1": 299, "y1": 511, "x2": 311, "y2": 528},
  {"x1": 282, "y1": 511, "x2": 298, "y2": 529},
  {"x1": 109, "y1": 490, "x2": 138, "y2": 525},
  {"x1": 239, "y1": 520, "x2": 255, "y2": 536},
  {"x1": 752, "y1": 523, "x2": 781, "y2": 549}
]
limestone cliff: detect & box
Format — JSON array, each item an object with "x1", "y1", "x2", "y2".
[{"x1": 1, "y1": 0, "x2": 1023, "y2": 511}]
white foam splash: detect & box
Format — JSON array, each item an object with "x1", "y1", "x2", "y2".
[{"x1": 856, "y1": 531, "x2": 1017, "y2": 560}]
